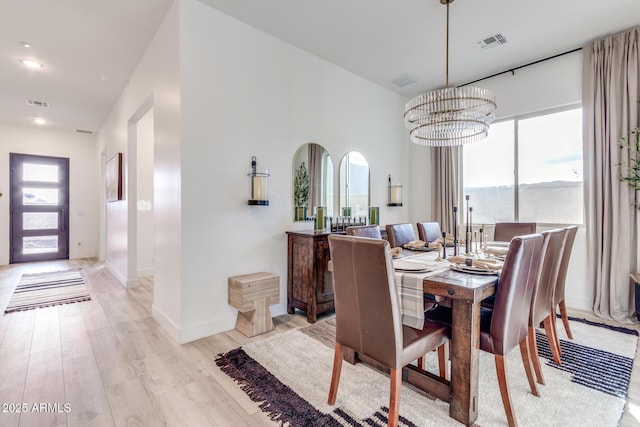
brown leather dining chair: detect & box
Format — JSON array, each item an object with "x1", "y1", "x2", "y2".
[
  {"x1": 493, "y1": 222, "x2": 536, "y2": 242},
  {"x1": 346, "y1": 224, "x2": 382, "y2": 239},
  {"x1": 528, "y1": 228, "x2": 567, "y2": 385},
  {"x1": 417, "y1": 222, "x2": 442, "y2": 243},
  {"x1": 481, "y1": 233, "x2": 544, "y2": 426},
  {"x1": 385, "y1": 223, "x2": 416, "y2": 248},
  {"x1": 551, "y1": 225, "x2": 578, "y2": 345},
  {"x1": 426, "y1": 233, "x2": 544, "y2": 427},
  {"x1": 327, "y1": 234, "x2": 449, "y2": 427}
]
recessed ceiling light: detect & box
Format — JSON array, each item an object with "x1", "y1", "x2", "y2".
[
  {"x1": 20, "y1": 58, "x2": 43, "y2": 69},
  {"x1": 34, "y1": 117, "x2": 46, "y2": 125},
  {"x1": 19, "y1": 41, "x2": 31, "y2": 48},
  {"x1": 100, "y1": 74, "x2": 112, "y2": 82}
]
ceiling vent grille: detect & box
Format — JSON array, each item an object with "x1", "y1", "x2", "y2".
[
  {"x1": 76, "y1": 129, "x2": 94, "y2": 135},
  {"x1": 391, "y1": 73, "x2": 419, "y2": 88},
  {"x1": 476, "y1": 33, "x2": 508, "y2": 50},
  {"x1": 26, "y1": 99, "x2": 49, "y2": 108}
]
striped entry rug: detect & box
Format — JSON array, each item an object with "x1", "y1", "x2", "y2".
[
  {"x1": 5, "y1": 270, "x2": 91, "y2": 313},
  {"x1": 217, "y1": 316, "x2": 638, "y2": 427}
]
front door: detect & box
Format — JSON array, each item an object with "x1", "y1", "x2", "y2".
[{"x1": 10, "y1": 153, "x2": 70, "y2": 263}]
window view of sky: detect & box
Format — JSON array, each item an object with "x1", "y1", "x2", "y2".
[{"x1": 464, "y1": 108, "x2": 582, "y2": 188}]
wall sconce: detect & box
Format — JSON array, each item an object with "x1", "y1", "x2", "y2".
[
  {"x1": 248, "y1": 156, "x2": 269, "y2": 206},
  {"x1": 387, "y1": 175, "x2": 403, "y2": 207}
]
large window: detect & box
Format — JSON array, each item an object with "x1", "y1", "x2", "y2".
[{"x1": 462, "y1": 106, "x2": 583, "y2": 225}]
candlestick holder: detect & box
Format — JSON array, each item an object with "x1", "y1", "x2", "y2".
[
  {"x1": 441, "y1": 232, "x2": 447, "y2": 260},
  {"x1": 465, "y1": 195, "x2": 471, "y2": 254},
  {"x1": 248, "y1": 156, "x2": 269, "y2": 206},
  {"x1": 453, "y1": 206, "x2": 458, "y2": 256}
]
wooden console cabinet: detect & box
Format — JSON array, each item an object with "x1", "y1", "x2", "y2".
[{"x1": 286, "y1": 230, "x2": 336, "y2": 323}]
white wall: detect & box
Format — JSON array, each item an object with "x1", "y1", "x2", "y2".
[
  {"x1": 136, "y1": 109, "x2": 154, "y2": 278},
  {"x1": 177, "y1": 0, "x2": 409, "y2": 342},
  {"x1": 0, "y1": 123, "x2": 99, "y2": 265},
  {"x1": 97, "y1": 1, "x2": 182, "y2": 340}
]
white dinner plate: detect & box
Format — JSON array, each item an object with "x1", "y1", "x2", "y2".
[
  {"x1": 393, "y1": 260, "x2": 434, "y2": 272},
  {"x1": 450, "y1": 264, "x2": 501, "y2": 275},
  {"x1": 403, "y1": 245, "x2": 435, "y2": 252}
]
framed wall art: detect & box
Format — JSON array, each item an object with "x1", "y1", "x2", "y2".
[{"x1": 106, "y1": 153, "x2": 123, "y2": 202}]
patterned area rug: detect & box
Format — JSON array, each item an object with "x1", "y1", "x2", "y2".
[
  {"x1": 216, "y1": 316, "x2": 638, "y2": 427},
  {"x1": 5, "y1": 270, "x2": 91, "y2": 313}
]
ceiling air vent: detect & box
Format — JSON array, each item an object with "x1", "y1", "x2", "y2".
[
  {"x1": 391, "y1": 73, "x2": 419, "y2": 88},
  {"x1": 76, "y1": 129, "x2": 94, "y2": 135},
  {"x1": 26, "y1": 99, "x2": 50, "y2": 108},
  {"x1": 476, "y1": 33, "x2": 508, "y2": 50}
]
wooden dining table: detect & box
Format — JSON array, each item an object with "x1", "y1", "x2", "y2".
[
  {"x1": 422, "y1": 268, "x2": 497, "y2": 426},
  {"x1": 342, "y1": 248, "x2": 498, "y2": 426}
]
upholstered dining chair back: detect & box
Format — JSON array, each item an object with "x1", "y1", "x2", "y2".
[
  {"x1": 346, "y1": 224, "x2": 382, "y2": 239},
  {"x1": 493, "y1": 222, "x2": 537, "y2": 242},
  {"x1": 328, "y1": 234, "x2": 402, "y2": 367},
  {"x1": 527, "y1": 228, "x2": 568, "y2": 371},
  {"x1": 553, "y1": 225, "x2": 578, "y2": 308},
  {"x1": 417, "y1": 222, "x2": 442, "y2": 243},
  {"x1": 487, "y1": 234, "x2": 544, "y2": 356},
  {"x1": 551, "y1": 225, "x2": 579, "y2": 342},
  {"x1": 385, "y1": 223, "x2": 416, "y2": 248},
  {"x1": 327, "y1": 234, "x2": 449, "y2": 426},
  {"x1": 480, "y1": 233, "x2": 544, "y2": 427},
  {"x1": 531, "y1": 229, "x2": 566, "y2": 327}
]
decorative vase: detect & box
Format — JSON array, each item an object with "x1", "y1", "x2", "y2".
[{"x1": 294, "y1": 206, "x2": 307, "y2": 221}]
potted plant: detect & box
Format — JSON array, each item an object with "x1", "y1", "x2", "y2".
[
  {"x1": 617, "y1": 97, "x2": 640, "y2": 320},
  {"x1": 294, "y1": 161, "x2": 309, "y2": 221}
]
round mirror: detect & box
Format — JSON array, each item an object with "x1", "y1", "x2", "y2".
[
  {"x1": 339, "y1": 151, "x2": 369, "y2": 217},
  {"x1": 292, "y1": 143, "x2": 333, "y2": 221}
]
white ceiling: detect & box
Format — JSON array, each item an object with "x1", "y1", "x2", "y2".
[
  {"x1": 0, "y1": 0, "x2": 173, "y2": 134},
  {"x1": 2, "y1": 0, "x2": 639, "y2": 134}
]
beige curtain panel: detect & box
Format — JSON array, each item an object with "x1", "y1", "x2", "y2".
[
  {"x1": 430, "y1": 146, "x2": 460, "y2": 235},
  {"x1": 583, "y1": 27, "x2": 640, "y2": 323}
]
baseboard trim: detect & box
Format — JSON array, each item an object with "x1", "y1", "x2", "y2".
[
  {"x1": 137, "y1": 267, "x2": 154, "y2": 278},
  {"x1": 178, "y1": 314, "x2": 236, "y2": 344},
  {"x1": 106, "y1": 264, "x2": 127, "y2": 288},
  {"x1": 151, "y1": 304, "x2": 180, "y2": 343}
]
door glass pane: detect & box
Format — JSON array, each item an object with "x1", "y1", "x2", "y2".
[
  {"x1": 23, "y1": 163, "x2": 59, "y2": 182},
  {"x1": 23, "y1": 212, "x2": 58, "y2": 230},
  {"x1": 463, "y1": 120, "x2": 515, "y2": 223},
  {"x1": 23, "y1": 236, "x2": 58, "y2": 254},
  {"x1": 23, "y1": 188, "x2": 59, "y2": 205},
  {"x1": 518, "y1": 108, "x2": 583, "y2": 224}
]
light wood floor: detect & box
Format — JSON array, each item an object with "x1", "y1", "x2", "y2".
[{"x1": 0, "y1": 258, "x2": 638, "y2": 426}]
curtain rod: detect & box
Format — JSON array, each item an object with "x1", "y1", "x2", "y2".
[{"x1": 458, "y1": 47, "x2": 583, "y2": 87}]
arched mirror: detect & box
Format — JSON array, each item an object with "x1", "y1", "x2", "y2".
[
  {"x1": 339, "y1": 151, "x2": 369, "y2": 217},
  {"x1": 292, "y1": 143, "x2": 333, "y2": 221}
]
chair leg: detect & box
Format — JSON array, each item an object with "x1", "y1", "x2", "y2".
[
  {"x1": 550, "y1": 306, "x2": 562, "y2": 355},
  {"x1": 528, "y1": 326, "x2": 545, "y2": 385},
  {"x1": 543, "y1": 316, "x2": 562, "y2": 364},
  {"x1": 388, "y1": 368, "x2": 401, "y2": 427},
  {"x1": 328, "y1": 342, "x2": 344, "y2": 405},
  {"x1": 519, "y1": 340, "x2": 539, "y2": 397},
  {"x1": 559, "y1": 300, "x2": 573, "y2": 339},
  {"x1": 495, "y1": 354, "x2": 518, "y2": 427},
  {"x1": 417, "y1": 357, "x2": 424, "y2": 370},
  {"x1": 437, "y1": 343, "x2": 449, "y2": 380}
]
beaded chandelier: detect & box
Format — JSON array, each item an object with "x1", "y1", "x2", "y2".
[{"x1": 404, "y1": 0, "x2": 496, "y2": 147}]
